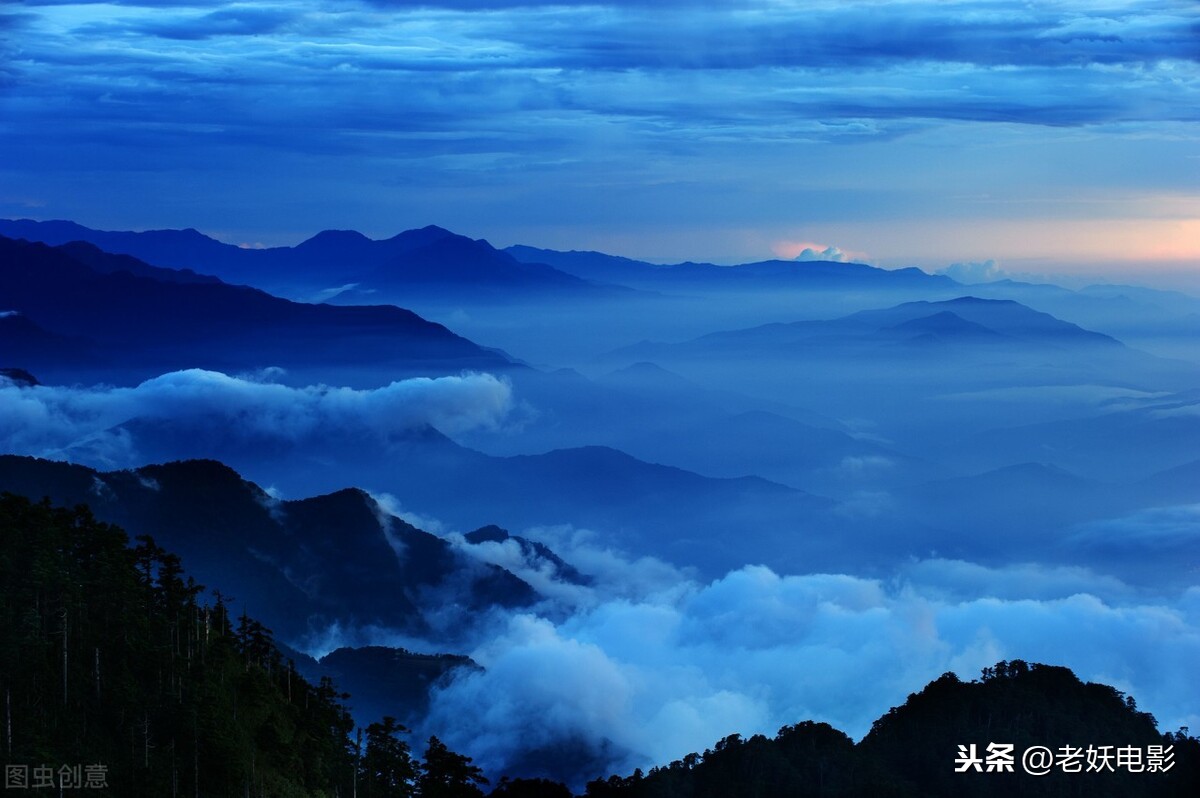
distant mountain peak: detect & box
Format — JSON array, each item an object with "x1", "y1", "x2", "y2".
[
  {"x1": 884, "y1": 310, "x2": 1005, "y2": 339},
  {"x1": 0, "y1": 367, "x2": 39, "y2": 387},
  {"x1": 298, "y1": 229, "x2": 373, "y2": 247},
  {"x1": 943, "y1": 295, "x2": 1018, "y2": 305},
  {"x1": 465, "y1": 524, "x2": 510, "y2": 544},
  {"x1": 137, "y1": 457, "x2": 254, "y2": 486}
]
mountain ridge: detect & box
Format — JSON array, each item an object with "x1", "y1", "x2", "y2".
[
  {"x1": 0, "y1": 218, "x2": 610, "y2": 299},
  {"x1": 0, "y1": 234, "x2": 512, "y2": 382}
]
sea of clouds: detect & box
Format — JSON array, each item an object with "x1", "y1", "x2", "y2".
[
  {"x1": 3, "y1": 366, "x2": 1195, "y2": 787},
  {"x1": 401, "y1": 523, "x2": 1200, "y2": 784},
  {"x1": 0, "y1": 367, "x2": 514, "y2": 467}
]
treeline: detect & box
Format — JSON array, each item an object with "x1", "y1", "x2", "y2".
[
  {"x1": 585, "y1": 662, "x2": 1199, "y2": 798},
  {"x1": 3, "y1": 492, "x2": 1197, "y2": 797},
  {"x1": 0, "y1": 493, "x2": 491, "y2": 797}
]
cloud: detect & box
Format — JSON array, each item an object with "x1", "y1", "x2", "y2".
[
  {"x1": 0, "y1": 368, "x2": 514, "y2": 468},
  {"x1": 418, "y1": 558, "x2": 1200, "y2": 785},
  {"x1": 773, "y1": 240, "x2": 867, "y2": 262},
  {"x1": 1069, "y1": 504, "x2": 1200, "y2": 551},
  {"x1": 449, "y1": 523, "x2": 694, "y2": 613},
  {"x1": 12, "y1": 2, "x2": 1199, "y2": 151},
  {"x1": 835, "y1": 455, "x2": 895, "y2": 476},
  {"x1": 895, "y1": 558, "x2": 1137, "y2": 603},
  {"x1": 131, "y1": 6, "x2": 301, "y2": 41},
  {"x1": 795, "y1": 245, "x2": 848, "y2": 263},
  {"x1": 939, "y1": 258, "x2": 1007, "y2": 283},
  {"x1": 370, "y1": 491, "x2": 451, "y2": 536},
  {"x1": 6, "y1": 0, "x2": 1199, "y2": 253}
]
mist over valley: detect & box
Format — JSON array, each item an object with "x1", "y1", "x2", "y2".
[{"x1": 1, "y1": 221, "x2": 1198, "y2": 789}]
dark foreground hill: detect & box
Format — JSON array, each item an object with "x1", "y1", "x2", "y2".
[
  {"x1": 586, "y1": 662, "x2": 1199, "y2": 798},
  {"x1": 0, "y1": 493, "x2": 494, "y2": 798},
  {"x1": 0, "y1": 493, "x2": 463, "y2": 797},
  {"x1": 0, "y1": 455, "x2": 538, "y2": 644},
  {"x1": 4, "y1": 493, "x2": 1197, "y2": 796}
]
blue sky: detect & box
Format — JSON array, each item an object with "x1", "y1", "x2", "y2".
[{"x1": 2, "y1": 0, "x2": 1198, "y2": 283}]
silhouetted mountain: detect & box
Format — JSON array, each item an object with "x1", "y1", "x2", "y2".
[
  {"x1": 966, "y1": 280, "x2": 1200, "y2": 345},
  {"x1": 282, "y1": 644, "x2": 480, "y2": 728},
  {"x1": 505, "y1": 246, "x2": 672, "y2": 284},
  {"x1": 0, "y1": 455, "x2": 537, "y2": 644},
  {"x1": 459, "y1": 361, "x2": 869, "y2": 496},
  {"x1": 0, "y1": 494, "x2": 365, "y2": 796},
  {"x1": 859, "y1": 661, "x2": 1197, "y2": 798},
  {"x1": 351, "y1": 441, "x2": 833, "y2": 574},
  {"x1": 893, "y1": 462, "x2": 1123, "y2": 557},
  {"x1": 961, "y1": 395, "x2": 1200, "y2": 481},
  {"x1": 0, "y1": 219, "x2": 610, "y2": 300},
  {"x1": 506, "y1": 244, "x2": 956, "y2": 292},
  {"x1": 355, "y1": 234, "x2": 602, "y2": 294},
  {"x1": 849, "y1": 296, "x2": 1122, "y2": 347},
  {"x1": 1, "y1": 492, "x2": 531, "y2": 796},
  {"x1": 54, "y1": 238, "x2": 221, "y2": 284},
  {"x1": 0, "y1": 310, "x2": 96, "y2": 366},
  {"x1": 0, "y1": 219, "x2": 241, "y2": 272},
  {"x1": 586, "y1": 661, "x2": 1199, "y2": 798},
  {"x1": 0, "y1": 366, "x2": 39, "y2": 386},
  {"x1": 1137, "y1": 459, "x2": 1200, "y2": 506},
  {"x1": 605, "y1": 296, "x2": 1198, "y2": 441},
  {"x1": 882, "y1": 310, "x2": 1009, "y2": 344},
  {"x1": 617, "y1": 297, "x2": 1124, "y2": 362},
  {"x1": 0, "y1": 234, "x2": 511, "y2": 382},
  {"x1": 465, "y1": 524, "x2": 592, "y2": 586}
]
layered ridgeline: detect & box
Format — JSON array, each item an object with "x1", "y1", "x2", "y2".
[
  {"x1": 2, "y1": 494, "x2": 1196, "y2": 797},
  {"x1": 0, "y1": 218, "x2": 953, "y2": 299},
  {"x1": 0, "y1": 220, "x2": 608, "y2": 301},
  {"x1": 0, "y1": 454, "x2": 556, "y2": 728},
  {"x1": 5, "y1": 217, "x2": 1199, "y2": 369},
  {"x1": 0, "y1": 234, "x2": 513, "y2": 385}
]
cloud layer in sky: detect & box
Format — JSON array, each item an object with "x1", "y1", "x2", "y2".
[{"x1": 2, "y1": 1, "x2": 1198, "y2": 274}]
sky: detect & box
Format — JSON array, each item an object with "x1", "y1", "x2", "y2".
[{"x1": 2, "y1": 0, "x2": 1199, "y2": 285}]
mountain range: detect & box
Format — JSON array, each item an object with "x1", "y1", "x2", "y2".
[
  {"x1": 0, "y1": 455, "x2": 540, "y2": 643},
  {"x1": 0, "y1": 219, "x2": 607, "y2": 300},
  {"x1": 0, "y1": 234, "x2": 512, "y2": 383},
  {"x1": 505, "y1": 243, "x2": 956, "y2": 292}
]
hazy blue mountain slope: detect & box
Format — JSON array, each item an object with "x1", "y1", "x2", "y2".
[
  {"x1": 0, "y1": 235, "x2": 512, "y2": 383},
  {"x1": 282, "y1": 643, "x2": 480, "y2": 729},
  {"x1": 891, "y1": 463, "x2": 1124, "y2": 556},
  {"x1": 0, "y1": 455, "x2": 537, "y2": 643},
  {"x1": 0, "y1": 219, "x2": 608, "y2": 300},
  {"x1": 47, "y1": 406, "x2": 840, "y2": 575},
  {"x1": 604, "y1": 297, "x2": 1197, "y2": 446},
  {"x1": 959, "y1": 396, "x2": 1200, "y2": 482},
  {"x1": 505, "y1": 243, "x2": 956, "y2": 291}
]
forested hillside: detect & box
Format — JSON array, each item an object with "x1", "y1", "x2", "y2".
[
  {"x1": 3, "y1": 492, "x2": 1196, "y2": 797},
  {"x1": 0, "y1": 494, "x2": 488, "y2": 797},
  {"x1": 585, "y1": 664, "x2": 1199, "y2": 798}
]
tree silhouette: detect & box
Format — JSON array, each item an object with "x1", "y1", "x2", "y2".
[
  {"x1": 362, "y1": 716, "x2": 417, "y2": 797},
  {"x1": 419, "y1": 735, "x2": 489, "y2": 797}
]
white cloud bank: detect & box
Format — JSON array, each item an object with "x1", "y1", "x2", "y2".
[
  {"x1": 939, "y1": 259, "x2": 1007, "y2": 283},
  {"x1": 0, "y1": 368, "x2": 514, "y2": 467},
  {"x1": 795, "y1": 245, "x2": 848, "y2": 263},
  {"x1": 421, "y1": 542, "x2": 1200, "y2": 784}
]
